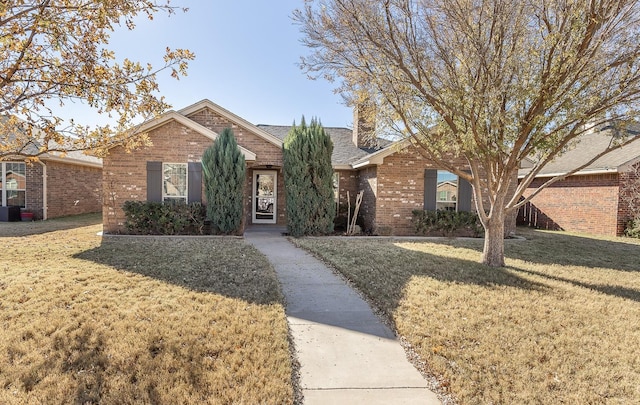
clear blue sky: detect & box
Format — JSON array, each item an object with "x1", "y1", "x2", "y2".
[{"x1": 84, "y1": 1, "x2": 353, "y2": 129}]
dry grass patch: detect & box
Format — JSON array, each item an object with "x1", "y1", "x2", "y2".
[
  {"x1": 0, "y1": 215, "x2": 293, "y2": 404},
  {"x1": 293, "y1": 230, "x2": 640, "y2": 404}
]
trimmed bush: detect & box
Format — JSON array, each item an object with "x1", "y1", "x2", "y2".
[
  {"x1": 412, "y1": 209, "x2": 483, "y2": 237},
  {"x1": 123, "y1": 201, "x2": 207, "y2": 235},
  {"x1": 202, "y1": 128, "x2": 246, "y2": 235},
  {"x1": 283, "y1": 117, "x2": 335, "y2": 236}
]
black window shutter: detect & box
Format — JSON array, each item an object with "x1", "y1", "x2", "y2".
[
  {"x1": 458, "y1": 176, "x2": 472, "y2": 212},
  {"x1": 423, "y1": 169, "x2": 437, "y2": 211},
  {"x1": 147, "y1": 161, "x2": 162, "y2": 202},
  {"x1": 188, "y1": 162, "x2": 202, "y2": 203}
]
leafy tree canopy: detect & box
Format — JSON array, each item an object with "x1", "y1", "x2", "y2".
[
  {"x1": 0, "y1": 0, "x2": 194, "y2": 160},
  {"x1": 295, "y1": 0, "x2": 640, "y2": 266}
]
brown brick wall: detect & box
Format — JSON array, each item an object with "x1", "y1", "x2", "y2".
[
  {"x1": 374, "y1": 146, "x2": 469, "y2": 235},
  {"x1": 25, "y1": 163, "x2": 44, "y2": 218},
  {"x1": 357, "y1": 166, "x2": 378, "y2": 233},
  {"x1": 521, "y1": 173, "x2": 621, "y2": 236},
  {"x1": 356, "y1": 144, "x2": 516, "y2": 236},
  {"x1": 330, "y1": 169, "x2": 358, "y2": 230},
  {"x1": 45, "y1": 161, "x2": 102, "y2": 219},
  {"x1": 103, "y1": 107, "x2": 285, "y2": 233}
]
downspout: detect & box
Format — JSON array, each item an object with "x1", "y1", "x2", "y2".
[{"x1": 38, "y1": 160, "x2": 47, "y2": 220}]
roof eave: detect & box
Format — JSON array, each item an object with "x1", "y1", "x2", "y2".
[
  {"x1": 517, "y1": 167, "x2": 619, "y2": 179},
  {"x1": 333, "y1": 164, "x2": 354, "y2": 170},
  {"x1": 132, "y1": 111, "x2": 257, "y2": 161},
  {"x1": 41, "y1": 154, "x2": 103, "y2": 169}
]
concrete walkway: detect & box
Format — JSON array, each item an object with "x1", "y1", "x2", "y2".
[{"x1": 245, "y1": 227, "x2": 440, "y2": 405}]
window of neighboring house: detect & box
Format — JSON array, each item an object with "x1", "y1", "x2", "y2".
[
  {"x1": 1, "y1": 162, "x2": 26, "y2": 208},
  {"x1": 436, "y1": 170, "x2": 458, "y2": 211},
  {"x1": 162, "y1": 163, "x2": 188, "y2": 203},
  {"x1": 424, "y1": 169, "x2": 472, "y2": 212}
]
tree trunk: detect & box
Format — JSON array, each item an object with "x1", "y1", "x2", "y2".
[{"x1": 482, "y1": 212, "x2": 506, "y2": 267}]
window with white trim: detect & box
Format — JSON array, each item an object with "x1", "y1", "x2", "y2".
[
  {"x1": 162, "y1": 163, "x2": 187, "y2": 203},
  {"x1": 1, "y1": 162, "x2": 26, "y2": 208}
]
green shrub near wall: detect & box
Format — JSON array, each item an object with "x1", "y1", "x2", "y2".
[
  {"x1": 123, "y1": 201, "x2": 207, "y2": 235},
  {"x1": 202, "y1": 128, "x2": 246, "y2": 235},
  {"x1": 412, "y1": 209, "x2": 483, "y2": 237},
  {"x1": 283, "y1": 117, "x2": 335, "y2": 237}
]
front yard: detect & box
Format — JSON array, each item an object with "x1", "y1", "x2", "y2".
[
  {"x1": 0, "y1": 214, "x2": 294, "y2": 404},
  {"x1": 293, "y1": 229, "x2": 640, "y2": 404}
]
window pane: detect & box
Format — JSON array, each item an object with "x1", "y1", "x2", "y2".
[
  {"x1": 6, "y1": 163, "x2": 26, "y2": 190},
  {"x1": 163, "y1": 163, "x2": 187, "y2": 202},
  {"x1": 436, "y1": 170, "x2": 458, "y2": 211},
  {"x1": 7, "y1": 190, "x2": 25, "y2": 207},
  {"x1": 332, "y1": 172, "x2": 339, "y2": 202}
]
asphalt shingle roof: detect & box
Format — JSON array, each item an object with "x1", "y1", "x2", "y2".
[
  {"x1": 519, "y1": 126, "x2": 640, "y2": 177},
  {"x1": 257, "y1": 125, "x2": 389, "y2": 166}
]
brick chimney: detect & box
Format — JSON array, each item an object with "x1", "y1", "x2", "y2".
[{"x1": 352, "y1": 98, "x2": 377, "y2": 148}]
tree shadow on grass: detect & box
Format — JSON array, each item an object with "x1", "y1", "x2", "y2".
[
  {"x1": 422, "y1": 227, "x2": 640, "y2": 272},
  {"x1": 506, "y1": 228, "x2": 640, "y2": 272},
  {"x1": 14, "y1": 324, "x2": 109, "y2": 404},
  {"x1": 511, "y1": 266, "x2": 640, "y2": 302},
  {"x1": 75, "y1": 236, "x2": 283, "y2": 306},
  {"x1": 300, "y1": 238, "x2": 549, "y2": 327}
]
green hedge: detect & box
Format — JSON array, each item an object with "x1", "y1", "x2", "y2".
[
  {"x1": 122, "y1": 201, "x2": 207, "y2": 235},
  {"x1": 412, "y1": 209, "x2": 483, "y2": 237}
]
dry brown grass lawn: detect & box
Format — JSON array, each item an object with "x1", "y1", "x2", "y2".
[
  {"x1": 293, "y1": 229, "x2": 640, "y2": 404},
  {"x1": 0, "y1": 214, "x2": 293, "y2": 404}
]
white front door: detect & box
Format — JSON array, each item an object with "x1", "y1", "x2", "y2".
[{"x1": 252, "y1": 170, "x2": 277, "y2": 224}]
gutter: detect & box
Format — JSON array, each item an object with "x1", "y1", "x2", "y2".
[
  {"x1": 41, "y1": 154, "x2": 103, "y2": 169},
  {"x1": 517, "y1": 167, "x2": 619, "y2": 179}
]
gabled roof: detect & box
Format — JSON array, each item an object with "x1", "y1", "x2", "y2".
[
  {"x1": 179, "y1": 99, "x2": 283, "y2": 148},
  {"x1": 258, "y1": 124, "x2": 392, "y2": 169},
  {"x1": 134, "y1": 110, "x2": 257, "y2": 161},
  {"x1": 352, "y1": 138, "x2": 409, "y2": 168},
  {"x1": 518, "y1": 127, "x2": 640, "y2": 178}
]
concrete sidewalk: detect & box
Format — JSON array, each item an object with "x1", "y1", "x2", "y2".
[{"x1": 245, "y1": 227, "x2": 441, "y2": 405}]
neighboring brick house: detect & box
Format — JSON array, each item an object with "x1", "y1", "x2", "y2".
[
  {"x1": 103, "y1": 99, "x2": 507, "y2": 235},
  {"x1": 518, "y1": 126, "x2": 640, "y2": 236},
  {"x1": 0, "y1": 151, "x2": 102, "y2": 221}
]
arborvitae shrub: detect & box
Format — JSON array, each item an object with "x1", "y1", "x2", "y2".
[
  {"x1": 283, "y1": 117, "x2": 335, "y2": 236},
  {"x1": 202, "y1": 128, "x2": 246, "y2": 234}
]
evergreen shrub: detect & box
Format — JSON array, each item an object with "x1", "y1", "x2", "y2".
[{"x1": 283, "y1": 117, "x2": 335, "y2": 236}]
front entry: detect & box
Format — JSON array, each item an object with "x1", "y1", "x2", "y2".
[{"x1": 252, "y1": 170, "x2": 277, "y2": 224}]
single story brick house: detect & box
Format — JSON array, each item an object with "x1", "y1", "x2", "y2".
[
  {"x1": 1, "y1": 151, "x2": 103, "y2": 221},
  {"x1": 103, "y1": 99, "x2": 508, "y2": 235},
  {"x1": 518, "y1": 126, "x2": 640, "y2": 236}
]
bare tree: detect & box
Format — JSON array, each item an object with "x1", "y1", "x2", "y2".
[
  {"x1": 0, "y1": 0, "x2": 195, "y2": 160},
  {"x1": 295, "y1": 0, "x2": 640, "y2": 266}
]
